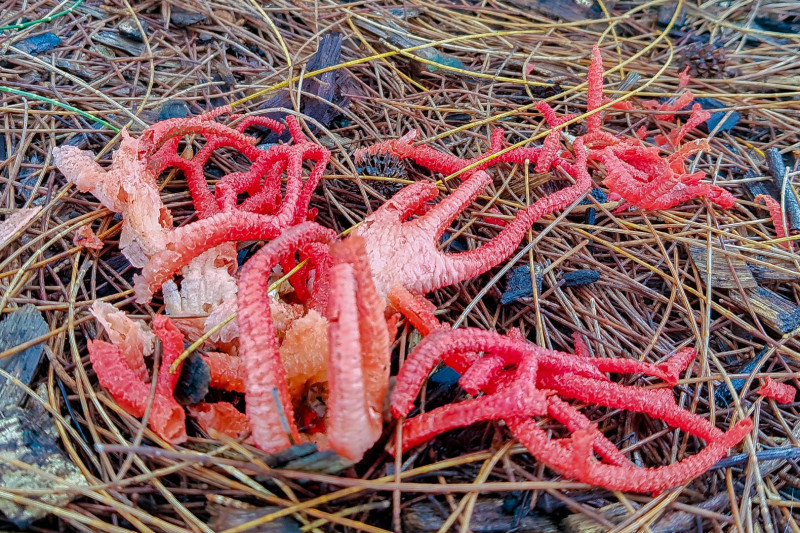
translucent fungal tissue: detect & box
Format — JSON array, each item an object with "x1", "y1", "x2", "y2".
[
  {"x1": 54, "y1": 108, "x2": 331, "y2": 309},
  {"x1": 54, "y1": 131, "x2": 171, "y2": 268},
  {"x1": 90, "y1": 301, "x2": 155, "y2": 381}
]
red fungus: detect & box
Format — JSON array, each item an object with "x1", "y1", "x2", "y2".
[
  {"x1": 755, "y1": 194, "x2": 791, "y2": 249},
  {"x1": 585, "y1": 45, "x2": 605, "y2": 133},
  {"x1": 387, "y1": 284, "x2": 446, "y2": 336},
  {"x1": 391, "y1": 328, "x2": 752, "y2": 493},
  {"x1": 87, "y1": 314, "x2": 188, "y2": 444},
  {"x1": 237, "y1": 222, "x2": 336, "y2": 453},
  {"x1": 202, "y1": 352, "x2": 245, "y2": 393},
  {"x1": 134, "y1": 210, "x2": 306, "y2": 302},
  {"x1": 188, "y1": 402, "x2": 252, "y2": 442},
  {"x1": 235, "y1": 225, "x2": 391, "y2": 460},
  {"x1": 575, "y1": 47, "x2": 735, "y2": 211},
  {"x1": 508, "y1": 416, "x2": 752, "y2": 494},
  {"x1": 54, "y1": 131, "x2": 172, "y2": 268},
  {"x1": 57, "y1": 108, "x2": 331, "y2": 305},
  {"x1": 545, "y1": 395, "x2": 630, "y2": 466},
  {"x1": 74, "y1": 225, "x2": 104, "y2": 250},
  {"x1": 678, "y1": 67, "x2": 691, "y2": 89},
  {"x1": 325, "y1": 236, "x2": 392, "y2": 460},
  {"x1": 141, "y1": 107, "x2": 327, "y2": 221},
  {"x1": 90, "y1": 301, "x2": 154, "y2": 381},
  {"x1": 757, "y1": 377, "x2": 796, "y2": 404},
  {"x1": 354, "y1": 140, "x2": 591, "y2": 298},
  {"x1": 534, "y1": 101, "x2": 577, "y2": 173},
  {"x1": 655, "y1": 104, "x2": 711, "y2": 147}
]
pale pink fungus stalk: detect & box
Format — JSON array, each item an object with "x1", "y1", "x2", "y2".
[
  {"x1": 326, "y1": 236, "x2": 391, "y2": 460},
  {"x1": 237, "y1": 222, "x2": 336, "y2": 453}
]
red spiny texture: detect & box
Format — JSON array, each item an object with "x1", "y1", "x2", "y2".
[
  {"x1": 586, "y1": 45, "x2": 605, "y2": 133},
  {"x1": 534, "y1": 102, "x2": 577, "y2": 173},
  {"x1": 391, "y1": 328, "x2": 752, "y2": 493},
  {"x1": 141, "y1": 107, "x2": 328, "y2": 220},
  {"x1": 88, "y1": 338, "x2": 187, "y2": 444},
  {"x1": 571, "y1": 332, "x2": 591, "y2": 357},
  {"x1": 399, "y1": 363, "x2": 547, "y2": 452},
  {"x1": 441, "y1": 141, "x2": 592, "y2": 288},
  {"x1": 237, "y1": 222, "x2": 336, "y2": 453},
  {"x1": 325, "y1": 236, "x2": 392, "y2": 461},
  {"x1": 757, "y1": 377, "x2": 796, "y2": 404},
  {"x1": 508, "y1": 417, "x2": 752, "y2": 494},
  {"x1": 655, "y1": 104, "x2": 711, "y2": 147},
  {"x1": 575, "y1": 47, "x2": 735, "y2": 211},
  {"x1": 586, "y1": 347, "x2": 696, "y2": 386},
  {"x1": 387, "y1": 284, "x2": 446, "y2": 335},
  {"x1": 545, "y1": 395, "x2": 630, "y2": 466},
  {"x1": 351, "y1": 46, "x2": 733, "y2": 297},
  {"x1": 457, "y1": 355, "x2": 505, "y2": 395},
  {"x1": 593, "y1": 140, "x2": 735, "y2": 211},
  {"x1": 114, "y1": 108, "x2": 331, "y2": 303},
  {"x1": 646, "y1": 90, "x2": 696, "y2": 123},
  {"x1": 755, "y1": 194, "x2": 791, "y2": 249},
  {"x1": 391, "y1": 328, "x2": 611, "y2": 419},
  {"x1": 353, "y1": 129, "x2": 509, "y2": 179},
  {"x1": 203, "y1": 351, "x2": 245, "y2": 393},
  {"x1": 536, "y1": 372, "x2": 722, "y2": 442},
  {"x1": 397, "y1": 339, "x2": 545, "y2": 451},
  {"x1": 280, "y1": 241, "x2": 334, "y2": 310},
  {"x1": 188, "y1": 402, "x2": 252, "y2": 442}
]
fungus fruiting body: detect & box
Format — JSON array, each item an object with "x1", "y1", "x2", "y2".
[
  {"x1": 390, "y1": 328, "x2": 752, "y2": 493},
  {"x1": 755, "y1": 194, "x2": 791, "y2": 249},
  {"x1": 88, "y1": 315, "x2": 187, "y2": 444},
  {"x1": 62, "y1": 44, "x2": 751, "y2": 493},
  {"x1": 758, "y1": 377, "x2": 796, "y2": 404},
  {"x1": 235, "y1": 222, "x2": 392, "y2": 461}
]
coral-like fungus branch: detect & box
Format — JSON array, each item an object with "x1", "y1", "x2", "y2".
[
  {"x1": 237, "y1": 224, "x2": 391, "y2": 461},
  {"x1": 508, "y1": 416, "x2": 752, "y2": 494},
  {"x1": 134, "y1": 209, "x2": 314, "y2": 302},
  {"x1": 387, "y1": 284, "x2": 446, "y2": 335},
  {"x1": 391, "y1": 328, "x2": 752, "y2": 493},
  {"x1": 757, "y1": 377, "x2": 796, "y2": 404},
  {"x1": 326, "y1": 236, "x2": 392, "y2": 460},
  {"x1": 141, "y1": 106, "x2": 327, "y2": 221},
  {"x1": 353, "y1": 138, "x2": 591, "y2": 297},
  {"x1": 581, "y1": 47, "x2": 735, "y2": 211},
  {"x1": 347, "y1": 45, "x2": 736, "y2": 306},
  {"x1": 54, "y1": 107, "x2": 332, "y2": 304},
  {"x1": 755, "y1": 194, "x2": 792, "y2": 249},
  {"x1": 88, "y1": 315, "x2": 187, "y2": 443},
  {"x1": 237, "y1": 222, "x2": 336, "y2": 453}
]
